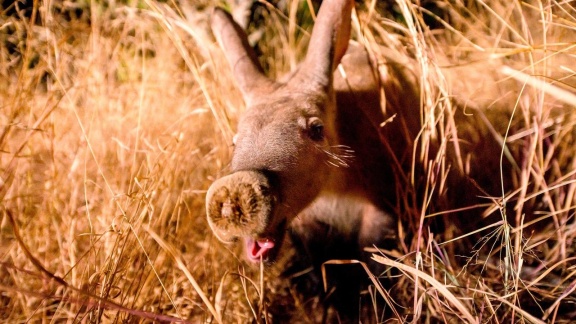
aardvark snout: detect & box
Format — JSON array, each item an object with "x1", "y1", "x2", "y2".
[{"x1": 206, "y1": 171, "x2": 277, "y2": 244}]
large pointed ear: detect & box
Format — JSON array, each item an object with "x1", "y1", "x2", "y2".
[
  {"x1": 299, "y1": 0, "x2": 353, "y2": 90},
  {"x1": 211, "y1": 8, "x2": 275, "y2": 104}
]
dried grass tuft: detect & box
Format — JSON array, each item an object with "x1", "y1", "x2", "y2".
[{"x1": 1, "y1": 0, "x2": 575, "y2": 322}]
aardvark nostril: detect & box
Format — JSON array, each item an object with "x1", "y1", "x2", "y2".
[{"x1": 221, "y1": 201, "x2": 234, "y2": 218}]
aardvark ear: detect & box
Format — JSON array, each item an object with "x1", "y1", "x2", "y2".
[
  {"x1": 298, "y1": 0, "x2": 353, "y2": 91},
  {"x1": 211, "y1": 8, "x2": 276, "y2": 105}
]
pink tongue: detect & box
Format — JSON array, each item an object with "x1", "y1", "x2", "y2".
[{"x1": 246, "y1": 239, "x2": 275, "y2": 262}]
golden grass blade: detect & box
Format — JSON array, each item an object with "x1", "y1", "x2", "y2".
[
  {"x1": 439, "y1": 220, "x2": 504, "y2": 246},
  {"x1": 542, "y1": 279, "x2": 576, "y2": 320},
  {"x1": 215, "y1": 271, "x2": 228, "y2": 319},
  {"x1": 523, "y1": 257, "x2": 576, "y2": 290},
  {"x1": 142, "y1": 0, "x2": 234, "y2": 145},
  {"x1": 6, "y1": 209, "x2": 67, "y2": 285},
  {"x1": 501, "y1": 65, "x2": 576, "y2": 107},
  {"x1": 0, "y1": 283, "x2": 193, "y2": 323},
  {"x1": 4, "y1": 211, "x2": 193, "y2": 322},
  {"x1": 145, "y1": 227, "x2": 223, "y2": 324},
  {"x1": 238, "y1": 266, "x2": 260, "y2": 320},
  {"x1": 372, "y1": 255, "x2": 478, "y2": 323},
  {"x1": 321, "y1": 259, "x2": 403, "y2": 322},
  {"x1": 469, "y1": 288, "x2": 546, "y2": 324}
]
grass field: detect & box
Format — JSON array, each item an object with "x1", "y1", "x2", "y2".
[{"x1": 1, "y1": 0, "x2": 575, "y2": 322}]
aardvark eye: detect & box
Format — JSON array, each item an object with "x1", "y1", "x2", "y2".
[{"x1": 308, "y1": 117, "x2": 324, "y2": 141}]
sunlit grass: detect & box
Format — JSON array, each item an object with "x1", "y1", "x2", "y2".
[{"x1": 1, "y1": 0, "x2": 575, "y2": 322}]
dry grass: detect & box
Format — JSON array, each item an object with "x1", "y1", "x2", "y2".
[{"x1": 1, "y1": 0, "x2": 575, "y2": 322}]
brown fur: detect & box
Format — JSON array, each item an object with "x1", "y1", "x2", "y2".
[{"x1": 206, "y1": 0, "x2": 398, "y2": 267}]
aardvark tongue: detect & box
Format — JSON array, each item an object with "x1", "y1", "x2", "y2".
[{"x1": 246, "y1": 238, "x2": 275, "y2": 262}]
